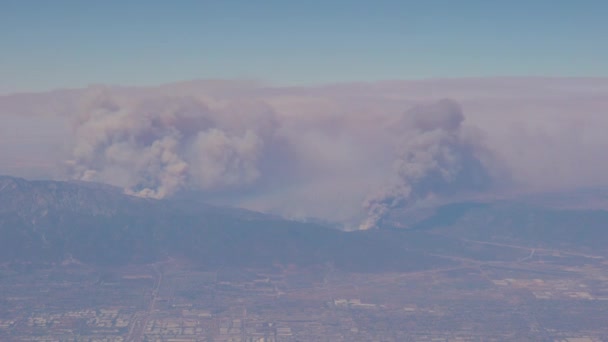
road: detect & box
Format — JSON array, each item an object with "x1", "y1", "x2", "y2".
[{"x1": 126, "y1": 264, "x2": 163, "y2": 342}]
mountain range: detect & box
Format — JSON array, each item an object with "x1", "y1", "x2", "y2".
[{"x1": 1, "y1": 175, "x2": 607, "y2": 272}]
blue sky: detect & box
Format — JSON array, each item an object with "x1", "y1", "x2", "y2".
[{"x1": 1, "y1": 0, "x2": 607, "y2": 92}]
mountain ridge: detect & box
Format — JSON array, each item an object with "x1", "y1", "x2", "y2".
[{"x1": 2, "y1": 175, "x2": 607, "y2": 273}]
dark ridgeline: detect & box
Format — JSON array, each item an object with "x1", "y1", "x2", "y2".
[
  {"x1": 0, "y1": 176, "x2": 451, "y2": 272},
  {"x1": 1, "y1": 175, "x2": 607, "y2": 272}
]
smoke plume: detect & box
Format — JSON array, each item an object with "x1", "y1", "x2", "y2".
[
  {"x1": 359, "y1": 99, "x2": 493, "y2": 230},
  {"x1": 65, "y1": 92, "x2": 278, "y2": 199}
]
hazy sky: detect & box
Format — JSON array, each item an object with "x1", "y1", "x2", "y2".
[{"x1": 2, "y1": 1, "x2": 608, "y2": 93}]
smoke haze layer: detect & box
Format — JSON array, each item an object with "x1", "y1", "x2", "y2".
[{"x1": 1, "y1": 78, "x2": 607, "y2": 229}]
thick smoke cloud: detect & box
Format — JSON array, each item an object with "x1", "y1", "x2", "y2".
[
  {"x1": 3, "y1": 78, "x2": 607, "y2": 229},
  {"x1": 63, "y1": 91, "x2": 493, "y2": 229},
  {"x1": 359, "y1": 99, "x2": 492, "y2": 230},
  {"x1": 65, "y1": 92, "x2": 278, "y2": 199}
]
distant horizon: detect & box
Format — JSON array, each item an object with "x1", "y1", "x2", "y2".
[{"x1": 4, "y1": 75, "x2": 608, "y2": 96}]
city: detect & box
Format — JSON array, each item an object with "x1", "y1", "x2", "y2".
[{"x1": 2, "y1": 238, "x2": 608, "y2": 341}]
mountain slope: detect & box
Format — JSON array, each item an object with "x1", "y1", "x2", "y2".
[
  {"x1": 3, "y1": 176, "x2": 607, "y2": 272},
  {"x1": 0, "y1": 176, "x2": 453, "y2": 272},
  {"x1": 388, "y1": 199, "x2": 608, "y2": 255}
]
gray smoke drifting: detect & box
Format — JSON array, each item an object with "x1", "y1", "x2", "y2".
[
  {"x1": 53, "y1": 92, "x2": 501, "y2": 228},
  {"x1": 7, "y1": 78, "x2": 606, "y2": 228},
  {"x1": 359, "y1": 99, "x2": 493, "y2": 230},
  {"x1": 66, "y1": 92, "x2": 278, "y2": 199}
]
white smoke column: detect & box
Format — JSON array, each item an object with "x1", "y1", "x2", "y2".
[
  {"x1": 359, "y1": 99, "x2": 493, "y2": 230},
  {"x1": 66, "y1": 91, "x2": 277, "y2": 198}
]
